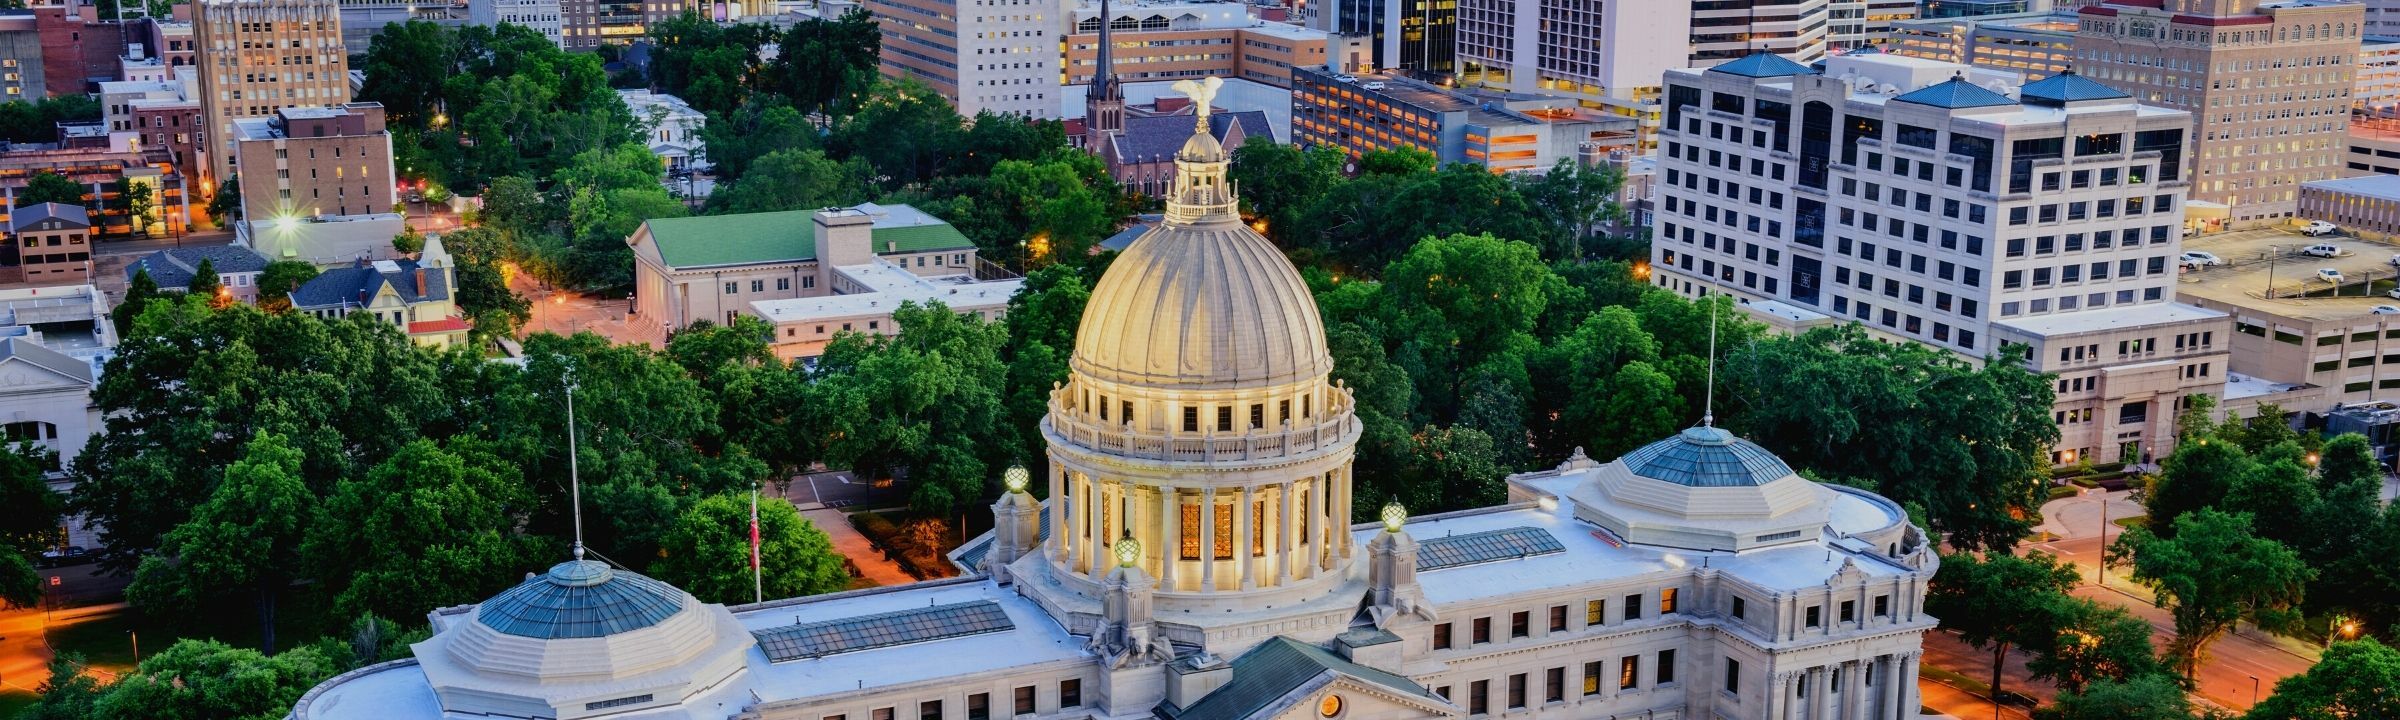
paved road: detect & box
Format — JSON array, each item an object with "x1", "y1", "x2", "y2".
[
  {"x1": 1916, "y1": 675, "x2": 2032, "y2": 720},
  {"x1": 796, "y1": 506, "x2": 916, "y2": 588}
]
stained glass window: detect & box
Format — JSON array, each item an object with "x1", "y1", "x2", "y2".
[
  {"x1": 1213, "y1": 500, "x2": 1233, "y2": 560},
  {"x1": 1251, "y1": 500, "x2": 1266, "y2": 556},
  {"x1": 1180, "y1": 500, "x2": 1200, "y2": 561}
]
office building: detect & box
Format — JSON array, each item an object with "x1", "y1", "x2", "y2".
[
  {"x1": 0, "y1": 12, "x2": 44, "y2": 100},
  {"x1": 231, "y1": 103, "x2": 395, "y2": 222},
  {"x1": 99, "y1": 65, "x2": 207, "y2": 193},
  {"x1": 290, "y1": 95, "x2": 1938, "y2": 720},
  {"x1": 194, "y1": 0, "x2": 352, "y2": 202},
  {"x1": 868, "y1": 0, "x2": 1054, "y2": 117},
  {"x1": 1921, "y1": 0, "x2": 2049, "y2": 19},
  {"x1": 1888, "y1": 10, "x2": 2078, "y2": 81},
  {"x1": 745, "y1": 207, "x2": 1024, "y2": 359},
  {"x1": 1315, "y1": 0, "x2": 1452, "y2": 75},
  {"x1": 557, "y1": 0, "x2": 678, "y2": 48},
  {"x1": 1454, "y1": 0, "x2": 1684, "y2": 108},
  {"x1": 469, "y1": 0, "x2": 563, "y2": 47},
  {"x1": 2073, "y1": 0, "x2": 2364, "y2": 225},
  {"x1": 1651, "y1": 52, "x2": 2228, "y2": 463},
  {"x1": 1828, "y1": 0, "x2": 1920, "y2": 50},
  {"x1": 1292, "y1": 66, "x2": 1636, "y2": 172},
  {"x1": 6, "y1": 203, "x2": 93, "y2": 285},
  {"x1": 1061, "y1": 0, "x2": 1332, "y2": 90}
]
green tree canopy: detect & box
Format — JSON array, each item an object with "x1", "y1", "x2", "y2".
[
  {"x1": 2245, "y1": 638, "x2": 2400, "y2": 720},
  {"x1": 257, "y1": 260, "x2": 320, "y2": 310},
  {"x1": 705, "y1": 148, "x2": 872, "y2": 215},
  {"x1": 2109, "y1": 508, "x2": 2313, "y2": 680},
  {"x1": 303, "y1": 438, "x2": 547, "y2": 621},
  {"x1": 652, "y1": 493, "x2": 849, "y2": 604},
  {"x1": 1926, "y1": 550, "x2": 2083, "y2": 702},
  {"x1": 2033, "y1": 674, "x2": 2195, "y2": 720},
  {"x1": 130, "y1": 432, "x2": 315, "y2": 653},
  {"x1": 18, "y1": 172, "x2": 86, "y2": 207},
  {"x1": 86, "y1": 639, "x2": 335, "y2": 720},
  {"x1": 811, "y1": 301, "x2": 1007, "y2": 514}
]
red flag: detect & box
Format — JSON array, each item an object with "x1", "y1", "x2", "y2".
[{"x1": 749, "y1": 491, "x2": 763, "y2": 572}]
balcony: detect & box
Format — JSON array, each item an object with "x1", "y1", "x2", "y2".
[{"x1": 1044, "y1": 394, "x2": 1360, "y2": 465}]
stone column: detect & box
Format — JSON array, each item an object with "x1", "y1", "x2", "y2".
[
  {"x1": 1335, "y1": 466, "x2": 1353, "y2": 558},
  {"x1": 1277, "y1": 480, "x2": 1296, "y2": 584},
  {"x1": 1236, "y1": 485, "x2": 1255, "y2": 589},
  {"x1": 1302, "y1": 479, "x2": 1321, "y2": 578},
  {"x1": 1200, "y1": 487, "x2": 1217, "y2": 592},
  {"x1": 1159, "y1": 486, "x2": 1179, "y2": 591},
  {"x1": 1049, "y1": 467, "x2": 1066, "y2": 562},
  {"x1": 1844, "y1": 659, "x2": 1865, "y2": 720},
  {"x1": 1899, "y1": 653, "x2": 1921, "y2": 720},
  {"x1": 1088, "y1": 480, "x2": 1110, "y2": 577},
  {"x1": 1813, "y1": 666, "x2": 1833, "y2": 720},
  {"x1": 1780, "y1": 671, "x2": 1800, "y2": 720},
  {"x1": 1063, "y1": 472, "x2": 1082, "y2": 573},
  {"x1": 1766, "y1": 671, "x2": 1788, "y2": 720},
  {"x1": 1879, "y1": 655, "x2": 1902, "y2": 720}
]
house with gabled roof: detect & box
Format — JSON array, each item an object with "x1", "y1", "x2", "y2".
[{"x1": 287, "y1": 232, "x2": 470, "y2": 348}]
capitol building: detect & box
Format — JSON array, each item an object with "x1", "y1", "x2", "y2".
[{"x1": 286, "y1": 93, "x2": 1941, "y2": 720}]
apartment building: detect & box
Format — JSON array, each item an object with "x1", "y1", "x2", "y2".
[
  {"x1": 469, "y1": 0, "x2": 564, "y2": 47},
  {"x1": 2074, "y1": 0, "x2": 2363, "y2": 225},
  {"x1": 555, "y1": 0, "x2": 687, "y2": 48},
  {"x1": 231, "y1": 103, "x2": 395, "y2": 222},
  {"x1": 1888, "y1": 10, "x2": 2078, "y2": 81},
  {"x1": 1691, "y1": 0, "x2": 1831, "y2": 65},
  {"x1": 1061, "y1": 0, "x2": 1331, "y2": 89},
  {"x1": 1650, "y1": 52, "x2": 2227, "y2": 463},
  {"x1": 194, "y1": 0, "x2": 351, "y2": 201},
  {"x1": 6, "y1": 203, "x2": 94, "y2": 285},
  {"x1": 1454, "y1": 0, "x2": 1684, "y2": 107},
  {"x1": 1292, "y1": 66, "x2": 1636, "y2": 172},
  {"x1": 869, "y1": 0, "x2": 1054, "y2": 117}
]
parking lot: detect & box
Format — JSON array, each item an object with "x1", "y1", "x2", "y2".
[{"x1": 2176, "y1": 226, "x2": 2400, "y2": 316}]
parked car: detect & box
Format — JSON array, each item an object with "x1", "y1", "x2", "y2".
[
  {"x1": 2318, "y1": 268, "x2": 2345, "y2": 284},
  {"x1": 1334, "y1": 74, "x2": 1359, "y2": 83},
  {"x1": 2304, "y1": 220, "x2": 2340, "y2": 237},
  {"x1": 2376, "y1": 305, "x2": 2400, "y2": 315},
  {"x1": 1362, "y1": 81, "x2": 1387, "y2": 90},
  {"x1": 2179, "y1": 251, "x2": 2224, "y2": 268},
  {"x1": 2387, "y1": 287, "x2": 2400, "y2": 301},
  {"x1": 2301, "y1": 243, "x2": 2341, "y2": 258},
  {"x1": 2184, "y1": 225, "x2": 2201, "y2": 238},
  {"x1": 2387, "y1": 253, "x2": 2400, "y2": 269},
  {"x1": 36, "y1": 546, "x2": 88, "y2": 568}
]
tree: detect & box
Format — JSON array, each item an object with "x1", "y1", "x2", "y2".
[
  {"x1": 2033, "y1": 674, "x2": 2196, "y2": 720},
  {"x1": 652, "y1": 493, "x2": 849, "y2": 604},
  {"x1": 111, "y1": 176, "x2": 154, "y2": 236},
  {"x1": 257, "y1": 260, "x2": 320, "y2": 310},
  {"x1": 998, "y1": 265, "x2": 1090, "y2": 482},
  {"x1": 0, "y1": 95, "x2": 101, "y2": 144},
  {"x1": 1228, "y1": 142, "x2": 1345, "y2": 243},
  {"x1": 1516, "y1": 159, "x2": 1627, "y2": 260},
  {"x1": 1726, "y1": 327, "x2": 2056, "y2": 550},
  {"x1": 112, "y1": 268, "x2": 161, "y2": 336},
  {"x1": 1357, "y1": 146, "x2": 1435, "y2": 176},
  {"x1": 86, "y1": 639, "x2": 335, "y2": 720},
  {"x1": 206, "y1": 174, "x2": 241, "y2": 225},
  {"x1": 18, "y1": 171, "x2": 86, "y2": 207},
  {"x1": 435, "y1": 227, "x2": 531, "y2": 341},
  {"x1": 17, "y1": 652, "x2": 107, "y2": 720},
  {"x1": 764, "y1": 8, "x2": 882, "y2": 113},
  {"x1": 1925, "y1": 551, "x2": 2083, "y2": 703},
  {"x1": 302, "y1": 439, "x2": 547, "y2": 621},
  {"x1": 185, "y1": 257, "x2": 223, "y2": 298},
  {"x1": 700, "y1": 98, "x2": 819, "y2": 184},
  {"x1": 2028, "y1": 597, "x2": 2165, "y2": 693},
  {"x1": 0, "y1": 550, "x2": 35, "y2": 609},
  {"x1": 1377, "y1": 233, "x2": 1554, "y2": 425},
  {"x1": 0, "y1": 443, "x2": 57, "y2": 609},
  {"x1": 356, "y1": 19, "x2": 455, "y2": 126},
  {"x1": 811, "y1": 301, "x2": 1007, "y2": 514},
  {"x1": 393, "y1": 228, "x2": 426, "y2": 255},
  {"x1": 985, "y1": 151, "x2": 1118, "y2": 266},
  {"x1": 829, "y1": 79, "x2": 964, "y2": 189},
  {"x1": 705, "y1": 148, "x2": 872, "y2": 214},
  {"x1": 2144, "y1": 437, "x2": 2251, "y2": 536},
  {"x1": 2245, "y1": 638, "x2": 2400, "y2": 720},
  {"x1": 129, "y1": 432, "x2": 315, "y2": 653},
  {"x1": 2109, "y1": 509, "x2": 2313, "y2": 681}
]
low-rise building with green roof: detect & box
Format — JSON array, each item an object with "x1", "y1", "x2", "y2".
[{"x1": 628, "y1": 202, "x2": 987, "y2": 335}]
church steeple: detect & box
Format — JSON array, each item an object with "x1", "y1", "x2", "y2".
[{"x1": 1084, "y1": 0, "x2": 1126, "y2": 149}]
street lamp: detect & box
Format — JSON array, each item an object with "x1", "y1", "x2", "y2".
[{"x1": 2249, "y1": 675, "x2": 2259, "y2": 707}]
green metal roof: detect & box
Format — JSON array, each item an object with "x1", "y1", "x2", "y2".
[
  {"x1": 1165, "y1": 638, "x2": 1437, "y2": 720},
  {"x1": 640, "y1": 204, "x2": 976, "y2": 269}
]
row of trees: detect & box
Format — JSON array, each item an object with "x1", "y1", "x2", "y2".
[
  {"x1": 0, "y1": 95, "x2": 101, "y2": 144},
  {"x1": 1230, "y1": 143, "x2": 1638, "y2": 273}
]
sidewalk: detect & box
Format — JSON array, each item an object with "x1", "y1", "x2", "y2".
[{"x1": 799, "y1": 507, "x2": 917, "y2": 587}]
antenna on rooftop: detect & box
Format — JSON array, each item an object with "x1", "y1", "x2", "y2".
[
  {"x1": 563, "y1": 358, "x2": 586, "y2": 562},
  {"x1": 1703, "y1": 298, "x2": 1719, "y2": 428}
]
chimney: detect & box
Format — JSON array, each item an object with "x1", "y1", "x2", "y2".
[{"x1": 414, "y1": 267, "x2": 426, "y2": 296}]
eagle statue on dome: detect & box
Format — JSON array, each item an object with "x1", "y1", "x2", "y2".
[{"x1": 1170, "y1": 76, "x2": 1223, "y2": 119}]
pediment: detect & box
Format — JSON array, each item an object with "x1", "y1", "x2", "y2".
[
  {"x1": 0, "y1": 357, "x2": 91, "y2": 391},
  {"x1": 1258, "y1": 674, "x2": 1462, "y2": 720}
]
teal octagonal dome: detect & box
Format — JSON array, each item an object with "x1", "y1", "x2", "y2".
[
  {"x1": 1618, "y1": 426, "x2": 1796, "y2": 488},
  {"x1": 474, "y1": 560, "x2": 688, "y2": 640}
]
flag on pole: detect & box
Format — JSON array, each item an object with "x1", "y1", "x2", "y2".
[{"x1": 750, "y1": 489, "x2": 764, "y2": 604}]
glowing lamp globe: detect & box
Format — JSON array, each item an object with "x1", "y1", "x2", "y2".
[
  {"x1": 1002, "y1": 465, "x2": 1029, "y2": 493},
  {"x1": 1380, "y1": 500, "x2": 1407, "y2": 533},
  {"x1": 1112, "y1": 535, "x2": 1141, "y2": 567}
]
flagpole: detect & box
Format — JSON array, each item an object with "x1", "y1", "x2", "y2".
[{"x1": 751, "y1": 487, "x2": 763, "y2": 604}]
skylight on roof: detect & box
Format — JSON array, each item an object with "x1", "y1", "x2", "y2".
[
  {"x1": 754, "y1": 600, "x2": 1014, "y2": 662},
  {"x1": 1416, "y1": 527, "x2": 1565, "y2": 571}
]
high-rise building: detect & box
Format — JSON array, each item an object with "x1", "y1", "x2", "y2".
[
  {"x1": 231, "y1": 102, "x2": 394, "y2": 221},
  {"x1": 1293, "y1": 66, "x2": 1637, "y2": 171},
  {"x1": 1315, "y1": 0, "x2": 1452, "y2": 75},
  {"x1": 557, "y1": 0, "x2": 689, "y2": 49},
  {"x1": 1455, "y1": 0, "x2": 1686, "y2": 104},
  {"x1": 1920, "y1": 0, "x2": 2049, "y2": 19},
  {"x1": 867, "y1": 0, "x2": 1054, "y2": 117},
  {"x1": 194, "y1": 0, "x2": 351, "y2": 204},
  {"x1": 1651, "y1": 52, "x2": 2228, "y2": 463},
  {"x1": 1692, "y1": 1, "x2": 1832, "y2": 65},
  {"x1": 2073, "y1": 0, "x2": 2363, "y2": 225},
  {"x1": 2367, "y1": 0, "x2": 2400, "y2": 36},
  {"x1": 1061, "y1": 0, "x2": 1333, "y2": 90}
]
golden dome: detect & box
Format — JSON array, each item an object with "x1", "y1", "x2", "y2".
[{"x1": 1071, "y1": 217, "x2": 1331, "y2": 390}]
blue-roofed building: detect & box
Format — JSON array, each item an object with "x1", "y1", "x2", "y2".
[
  {"x1": 1654, "y1": 51, "x2": 2231, "y2": 467},
  {"x1": 287, "y1": 233, "x2": 468, "y2": 348},
  {"x1": 123, "y1": 245, "x2": 272, "y2": 303},
  {"x1": 294, "y1": 99, "x2": 1938, "y2": 720}
]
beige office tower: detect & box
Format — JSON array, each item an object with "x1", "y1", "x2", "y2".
[
  {"x1": 195, "y1": 0, "x2": 351, "y2": 212},
  {"x1": 2075, "y1": 0, "x2": 2361, "y2": 226}
]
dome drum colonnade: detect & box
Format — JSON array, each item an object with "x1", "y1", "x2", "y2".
[{"x1": 1038, "y1": 80, "x2": 1364, "y2": 604}]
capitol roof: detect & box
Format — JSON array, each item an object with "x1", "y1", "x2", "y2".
[
  {"x1": 1619, "y1": 426, "x2": 1797, "y2": 488},
  {"x1": 474, "y1": 560, "x2": 687, "y2": 640}
]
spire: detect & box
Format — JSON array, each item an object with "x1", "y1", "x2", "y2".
[
  {"x1": 1093, "y1": 0, "x2": 1119, "y2": 100},
  {"x1": 1084, "y1": 0, "x2": 1126, "y2": 145}
]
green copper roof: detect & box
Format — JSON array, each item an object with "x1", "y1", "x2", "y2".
[
  {"x1": 1164, "y1": 638, "x2": 1436, "y2": 720},
  {"x1": 640, "y1": 204, "x2": 976, "y2": 269},
  {"x1": 1892, "y1": 77, "x2": 2018, "y2": 109}
]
